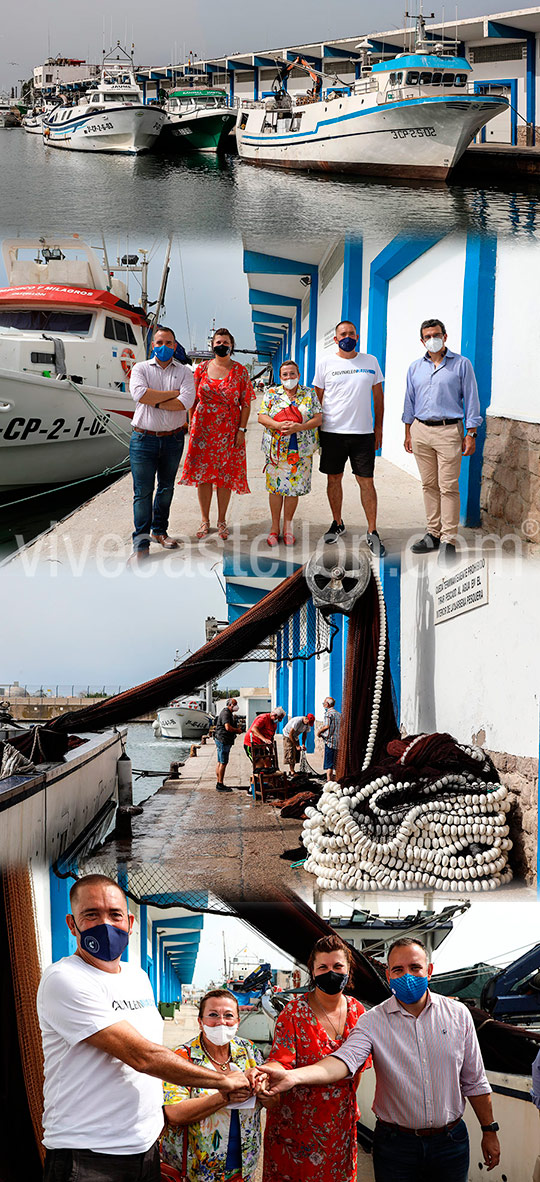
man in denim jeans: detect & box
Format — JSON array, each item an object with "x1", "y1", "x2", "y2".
[{"x1": 129, "y1": 326, "x2": 195, "y2": 561}]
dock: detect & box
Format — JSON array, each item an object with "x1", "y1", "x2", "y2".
[
  {"x1": 6, "y1": 395, "x2": 453, "y2": 572},
  {"x1": 94, "y1": 735, "x2": 312, "y2": 900},
  {"x1": 455, "y1": 142, "x2": 540, "y2": 183}
]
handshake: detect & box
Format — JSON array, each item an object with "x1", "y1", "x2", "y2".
[{"x1": 219, "y1": 1061, "x2": 294, "y2": 1102}]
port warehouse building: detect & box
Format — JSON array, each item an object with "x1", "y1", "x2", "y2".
[
  {"x1": 224, "y1": 230, "x2": 540, "y2": 882},
  {"x1": 35, "y1": 8, "x2": 540, "y2": 146}
]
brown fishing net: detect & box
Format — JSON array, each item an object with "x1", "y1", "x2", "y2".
[
  {"x1": 2, "y1": 866, "x2": 45, "y2": 1169},
  {"x1": 46, "y1": 567, "x2": 311, "y2": 734},
  {"x1": 336, "y1": 575, "x2": 399, "y2": 782}
]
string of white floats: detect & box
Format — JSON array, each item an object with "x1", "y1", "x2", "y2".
[{"x1": 302, "y1": 559, "x2": 513, "y2": 892}]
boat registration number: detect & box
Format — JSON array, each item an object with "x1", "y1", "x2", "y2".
[
  {"x1": 0, "y1": 414, "x2": 113, "y2": 442},
  {"x1": 84, "y1": 121, "x2": 115, "y2": 134},
  {"x1": 392, "y1": 126, "x2": 436, "y2": 139}
]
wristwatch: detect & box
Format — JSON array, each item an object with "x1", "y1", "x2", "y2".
[
  {"x1": 239, "y1": 427, "x2": 247, "y2": 433},
  {"x1": 481, "y1": 1122, "x2": 499, "y2": 1132},
  {"x1": 466, "y1": 429, "x2": 477, "y2": 437}
]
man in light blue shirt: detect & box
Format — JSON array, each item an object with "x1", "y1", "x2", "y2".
[{"x1": 403, "y1": 318, "x2": 482, "y2": 560}]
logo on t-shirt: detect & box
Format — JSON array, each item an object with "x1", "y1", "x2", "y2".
[
  {"x1": 330, "y1": 368, "x2": 376, "y2": 377},
  {"x1": 112, "y1": 997, "x2": 156, "y2": 1011}
]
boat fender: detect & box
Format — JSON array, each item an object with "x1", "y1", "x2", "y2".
[
  {"x1": 121, "y1": 347, "x2": 136, "y2": 375},
  {"x1": 44, "y1": 126, "x2": 50, "y2": 137},
  {"x1": 117, "y1": 751, "x2": 133, "y2": 807}
]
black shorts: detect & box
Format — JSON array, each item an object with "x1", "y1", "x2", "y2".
[{"x1": 319, "y1": 431, "x2": 376, "y2": 477}]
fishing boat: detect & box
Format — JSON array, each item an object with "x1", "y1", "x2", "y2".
[
  {"x1": 163, "y1": 88, "x2": 236, "y2": 152},
  {"x1": 236, "y1": 19, "x2": 508, "y2": 181},
  {"x1": 0, "y1": 93, "x2": 21, "y2": 129},
  {"x1": 155, "y1": 694, "x2": 214, "y2": 741},
  {"x1": 0, "y1": 234, "x2": 156, "y2": 490},
  {"x1": 0, "y1": 725, "x2": 124, "y2": 864},
  {"x1": 23, "y1": 110, "x2": 45, "y2": 134},
  {"x1": 42, "y1": 46, "x2": 166, "y2": 154}
]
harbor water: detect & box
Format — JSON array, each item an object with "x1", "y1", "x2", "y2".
[
  {"x1": 124, "y1": 721, "x2": 192, "y2": 807},
  {"x1": 1, "y1": 128, "x2": 540, "y2": 237}
]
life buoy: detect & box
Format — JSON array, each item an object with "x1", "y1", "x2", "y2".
[
  {"x1": 292, "y1": 969, "x2": 301, "y2": 988},
  {"x1": 121, "y1": 347, "x2": 136, "y2": 375}
]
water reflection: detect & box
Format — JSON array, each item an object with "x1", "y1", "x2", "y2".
[{"x1": 2, "y1": 131, "x2": 540, "y2": 237}]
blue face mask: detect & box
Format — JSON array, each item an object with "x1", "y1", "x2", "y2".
[
  {"x1": 73, "y1": 919, "x2": 129, "y2": 962},
  {"x1": 337, "y1": 336, "x2": 357, "y2": 353},
  {"x1": 153, "y1": 344, "x2": 175, "y2": 362},
  {"x1": 390, "y1": 973, "x2": 429, "y2": 1005}
]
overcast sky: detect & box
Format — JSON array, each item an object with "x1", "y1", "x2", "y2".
[{"x1": 3, "y1": 0, "x2": 539, "y2": 92}]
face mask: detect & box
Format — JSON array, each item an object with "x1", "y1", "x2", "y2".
[
  {"x1": 314, "y1": 970, "x2": 349, "y2": 995},
  {"x1": 424, "y1": 337, "x2": 443, "y2": 353},
  {"x1": 337, "y1": 336, "x2": 357, "y2": 353},
  {"x1": 73, "y1": 919, "x2": 129, "y2": 962},
  {"x1": 282, "y1": 378, "x2": 298, "y2": 390},
  {"x1": 202, "y1": 1022, "x2": 239, "y2": 1046},
  {"x1": 153, "y1": 344, "x2": 175, "y2": 362},
  {"x1": 213, "y1": 344, "x2": 231, "y2": 357},
  {"x1": 390, "y1": 973, "x2": 429, "y2": 1005}
]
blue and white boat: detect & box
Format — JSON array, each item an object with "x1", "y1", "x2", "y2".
[
  {"x1": 236, "y1": 37, "x2": 508, "y2": 182},
  {"x1": 42, "y1": 47, "x2": 166, "y2": 155}
]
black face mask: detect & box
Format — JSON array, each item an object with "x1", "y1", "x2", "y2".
[
  {"x1": 314, "y1": 970, "x2": 349, "y2": 995},
  {"x1": 213, "y1": 344, "x2": 231, "y2": 357}
]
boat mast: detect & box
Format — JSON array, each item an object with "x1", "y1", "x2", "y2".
[{"x1": 150, "y1": 235, "x2": 173, "y2": 331}]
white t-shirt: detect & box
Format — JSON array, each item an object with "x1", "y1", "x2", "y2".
[
  {"x1": 37, "y1": 955, "x2": 164, "y2": 1154},
  {"x1": 313, "y1": 352, "x2": 384, "y2": 434},
  {"x1": 283, "y1": 716, "x2": 311, "y2": 739}
]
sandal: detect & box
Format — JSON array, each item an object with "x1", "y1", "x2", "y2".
[
  {"x1": 283, "y1": 532, "x2": 296, "y2": 546},
  {"x1": 217, "y1": 521, "x2": 229, "y2": 540},
  {"x1": 267, "y1": 531, "x2": 280, "y2": 547},
  {"x1": 196, "y1": 521, "x2": 210, "y2": 539}
]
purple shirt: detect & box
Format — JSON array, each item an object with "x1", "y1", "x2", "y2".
[
  {"x1": 402, "y1": 348, "x2": 482, "y2": 430},
  {"x1": 332, "y1": 990, "x2": 490, "y2": 1128}
]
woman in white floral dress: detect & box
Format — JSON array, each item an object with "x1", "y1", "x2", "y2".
[{"x1": 258, "y1": 360, "x2": 322, "y2": 547}]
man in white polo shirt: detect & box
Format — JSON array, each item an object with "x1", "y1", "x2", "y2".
[
  {"x1": 314, "y1": 319, "x2": 386, "y2": 556},
  {"x1": 260, "y1": 937, "x2": 500, "y2": 1182},
  {"x1": 129, "y1": 325, "x2": 196, "y2": 561},
  {"x1": 37, "y1": 874, "x2": 252, "y2": 1182}
]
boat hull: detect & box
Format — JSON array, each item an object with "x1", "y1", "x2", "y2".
[
  {"x1": 237, "y1": 95, "x2": 507, "y2": 180},
  {"x1": 166, "y1": 109, "x2": 236, "y2": 152},
  {"x1": 0, "y1": 728, "x2": 122, "y2": 864},
  {"x1": 43, "y1": 105, "x2": 166, "y2": 154},
  {"x1": 157, "y1": 706, "x2": 213, "y2": 740},
  {"x1": 0, "y1": 370, "x2": 134, "y2": 489},
  {"x1": 23, "y1": 115, "x2": 43, "y2": 134}
]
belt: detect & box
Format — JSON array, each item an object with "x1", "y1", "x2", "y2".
[
  {"x1": 417, "y1": 418, "x2": 461, "y2": 427},
  {"x1": 376, "y1": 1117, "x2": 461, "y2": 1138},
  {"x1": 132, "y1": 426, "x2": 186, "y2": 437}
]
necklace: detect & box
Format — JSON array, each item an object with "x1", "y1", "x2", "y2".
[
  {"x1": 201, "y1": 1036, "x2": 232, "y2": 1070},
  {"x1": 309, "y1": 992, "x2": 346, "y2": 1040}
]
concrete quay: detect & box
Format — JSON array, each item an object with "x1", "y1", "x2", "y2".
[{"x1": 6, "y1": 396, "x2": 436, "y2": 573}]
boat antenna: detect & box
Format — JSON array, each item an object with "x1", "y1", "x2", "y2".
[
  {"x1": 101, "y1": 234, "x2": 113, "y2": 291},
  {"x1": 150, "y1": 235, "x2": 173, "y2": 331}
]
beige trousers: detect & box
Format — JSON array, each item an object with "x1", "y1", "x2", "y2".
[{"x1": 410, "y1": 419, "x2": 464, "y2": 544}]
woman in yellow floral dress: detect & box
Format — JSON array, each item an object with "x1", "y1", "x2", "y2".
[
  {"x1": 258, "y1": 360, "x2": 322, "y2": 547},
  {"x1": 161, "y1": 989, "x2": 266, "y2": 1182}
]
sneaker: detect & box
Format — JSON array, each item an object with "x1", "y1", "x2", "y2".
[
  {"x1": 438, "y1": 542, "x2": 458, "y2": 567},
  {"x1": 216, "y1": 783, "x2": 233, "y2": 792},
  {"x1": 324, "y1": 520, "x2": 346, "y2": 545},
  {"x1": 366, "y1": 531, "x2": 386, "y2": 558},
  {"x1": 411, "y1": 532, "x2": 440, "y2": 554}
]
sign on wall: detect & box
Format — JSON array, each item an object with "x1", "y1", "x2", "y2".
[{"x1": 434, "y1": 557, "x2": 489, "y2": 625}]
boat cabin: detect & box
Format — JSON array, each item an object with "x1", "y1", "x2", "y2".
[
  {"x1": 358, "y1": 54, "x2": 472, "y2": 102},
  {"x1": 166, "y1": 88, "x2": 229, "y2": 113}
]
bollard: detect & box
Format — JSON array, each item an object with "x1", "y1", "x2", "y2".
[
  {"x1": 169, "y1": 761, "x2": 182, "y2": 780},
  {"x1": 190, "y1": 744, "x2": 198, "y2": 758}
]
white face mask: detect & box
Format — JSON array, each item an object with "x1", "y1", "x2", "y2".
[
  {"x1": 202, "y1": 1022, "x2": 239, "y2": 1046},
  {"x1": 282, "y1": 378, "x2": 298, "y2": 390},
  {"x1": 424, "y1": 336, "x2": 444, "y2": 353}
]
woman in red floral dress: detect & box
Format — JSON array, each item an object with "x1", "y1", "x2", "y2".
[
  {"x1": 180, "y1": 327, "x2": 255, "y2": 539},
  {"x1": 262, "y1": 935, "x2": 371, "y2": 1182}
]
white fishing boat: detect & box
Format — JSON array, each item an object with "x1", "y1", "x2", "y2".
[
  {"x1": 236, "y1": 22, "x2": 508, "y2": 181},
  {"x1": 0, "y1": 93, "x2": 21, "y2": 129},
  {"x1": 155, "y1": 694, "x2": 214, "y2": 741},
  {"x1": 0, "y1": 726, "x2": 124, "y2": 864},
  {"x1": 22, "y1": 110, "x2": 44, "y2": 134},
  {"x1": 164, "y1": 87, "x2": 236, "y2": 152},
  {"x1": 42, "y1": 46, "x2": 166, "y2": 154},
  {"x1": 0, "y1": 234, "x2": 152, "y2": 490}
]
